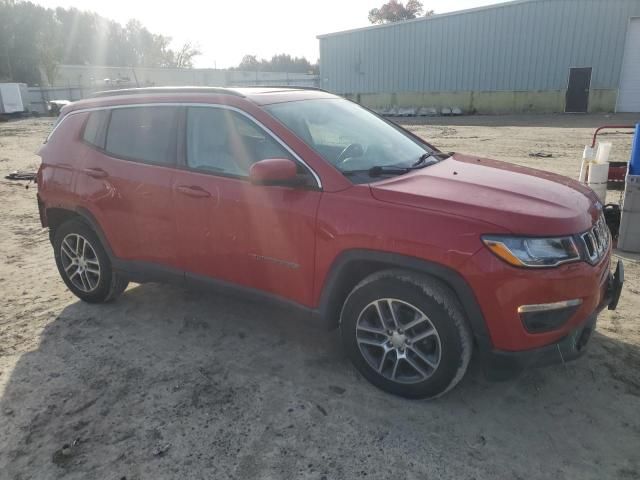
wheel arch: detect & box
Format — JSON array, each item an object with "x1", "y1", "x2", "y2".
[
  {"x1": 316, "y1": 250, "x2": 492, "y2": 351},
  {"x1": 45, "y1": 207, "x2": 79, "y2": 239},
  {"x1": 45, "y1": 206, "x2": 115, "y2": 259}
]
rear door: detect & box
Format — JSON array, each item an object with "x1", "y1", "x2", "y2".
[
  {"x1": 172, "y1": 105, "x2": 322, "y2": 306},
  {"x1": 77, "y1": 105, "x2": 180, "y2": 268}
]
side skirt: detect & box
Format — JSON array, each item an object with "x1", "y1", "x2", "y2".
[{"x1": 112, "y1": 258, "x2": 325, "y2": 328}]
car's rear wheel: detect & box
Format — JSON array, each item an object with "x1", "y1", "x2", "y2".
[
  {"x1": 340, "y1": 270, "x2": 472, "y2": 399},
  {"x1": 53, "y1": 219, "x2": 128, "y2": 303}
]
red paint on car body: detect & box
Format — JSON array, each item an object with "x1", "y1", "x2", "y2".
[{"x1": 37, "y1": 87, "x2": 614, "y2": 356}]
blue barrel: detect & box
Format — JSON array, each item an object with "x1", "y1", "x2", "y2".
[{"x1": 631, "y1": 123, "x2": 640, "y2": 175}]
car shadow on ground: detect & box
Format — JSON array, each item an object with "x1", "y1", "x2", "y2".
[{"x1": 1, "y1": 282, "x2": 639, "y2": 479}]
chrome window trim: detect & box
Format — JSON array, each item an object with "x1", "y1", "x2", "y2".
[
  {"x1": 518, "y1": 299, "x2": 583, "y2": 313},
  {"x1": 46, "y1": 102, "x2": 323, "y2": 189}
]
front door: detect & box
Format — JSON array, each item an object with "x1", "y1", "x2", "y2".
[
  {"x1": 172, "y1": 105, "x2": 322, "y2": 306},
  {"x1": 565, "y1": 67, "x2": 592, "y2": 113}
]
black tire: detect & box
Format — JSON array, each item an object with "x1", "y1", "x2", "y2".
[
  {"x1": 340, "y1": 270, "x2": 472, "y2": 399},
  {"x1": 52, "y1": 218, "x2": 129, "y2": 303}
]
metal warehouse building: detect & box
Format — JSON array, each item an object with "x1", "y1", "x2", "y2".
[{"x1": 317, "y1": 0, "x2": 640, "y2": 113}]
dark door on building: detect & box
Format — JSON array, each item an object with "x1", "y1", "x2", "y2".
[{"x1": 565, "y1": 67, "x2": 592, "y2": 113}]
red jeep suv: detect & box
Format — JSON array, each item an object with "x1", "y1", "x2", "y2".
[{"x1": 37, "y1": 87, "x2": 624, "y2": 398}]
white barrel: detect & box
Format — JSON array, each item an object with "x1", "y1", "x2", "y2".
[
  {"x1": 595, "y1": 142, "x2": 612, "y2": 164},
  {"x1": 587, "y1": 161, "x2": 609, "y2": 202},
  {"x1": 579, "y1": 145, "x2": 596, "y2": 182}
]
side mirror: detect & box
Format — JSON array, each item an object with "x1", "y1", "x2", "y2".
[{"x1": 249, "y1": 158, "x2": 301, "y2": 186}]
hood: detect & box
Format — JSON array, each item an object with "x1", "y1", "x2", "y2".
[{"x1": 370, "y1": 153, "x2": 600, "y2": 236}]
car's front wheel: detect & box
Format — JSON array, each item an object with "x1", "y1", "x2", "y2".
[
  {"x1": 53, "y1": 218, "x2": 129, "y2": 303},
  {"x1": 340, "y1": 270, "x2": 472, "y2": 399}
]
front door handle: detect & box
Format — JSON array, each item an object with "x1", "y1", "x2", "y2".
[
  {"x1": 83, "y1": 167, "x2": 108, "y2": 179},
  {"x1": 176, "y1": 185, "x2": 211, "y2": 198}
]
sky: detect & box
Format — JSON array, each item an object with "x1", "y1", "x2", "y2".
[{"x1": 33, "y1": 0, "x2": 507, "y2": 68}]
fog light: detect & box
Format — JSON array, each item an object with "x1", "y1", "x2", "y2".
[{"x1": 518, "y1": 299, "x2": 582, "y2": 333}]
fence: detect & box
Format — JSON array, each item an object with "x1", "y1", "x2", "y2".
[
  {"x1": 27, "y1": 67, "x2": 319, "y2": 114},
  {"x1": 26, "y1": 66, "x2": 319, "y2": 114},
  {"x1": 28, "y1": 86, "x2": 89, "y2": 114}
]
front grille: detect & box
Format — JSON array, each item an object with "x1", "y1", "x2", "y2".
[{"x1": 579, "y1": 215, "x2": 610, "y2": 264}]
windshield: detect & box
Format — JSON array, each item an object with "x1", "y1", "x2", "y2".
[{"x1": 265, "y1": 99, "x2": 435, "y2": 181}]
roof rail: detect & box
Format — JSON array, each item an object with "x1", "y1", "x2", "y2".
[
  {"x1": 229, "y1": 85, "x2": 327, "y2": 92},
  {"x1": 90, "y1": 86, "x2": 245, "y2": 98}
]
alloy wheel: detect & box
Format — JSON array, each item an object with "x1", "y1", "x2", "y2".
[
  {"x1": 60, "y1": 233, "x2": 101, "y2": 292},
  {"x1": 355, "y1": 298, "x2": 442, "y2": 384}
]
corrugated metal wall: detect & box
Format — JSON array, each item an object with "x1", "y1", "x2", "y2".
[{"x1": 318, "y1": 0, "x2": 640, "y2": 94}]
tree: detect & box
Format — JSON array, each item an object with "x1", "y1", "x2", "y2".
[
  {"x1": 238, "y1": 54, "x2": 260, "y2": 71},
  {"x1": 368, "y1": 0, "x2": 433, "y2": 24},
  {"x1": 169, "y1": 42, "x2": 201, "y2": 68},
  {"x1": 0, "y1": 0, "x2": 201, "y2": 84},
  {"x1": 234, "y1": 54, "x2": 318, "y2": 74}
]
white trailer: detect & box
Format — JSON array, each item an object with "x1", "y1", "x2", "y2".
[{"x1": 0, "y1": 83, "x2": 30, "y2": 114}]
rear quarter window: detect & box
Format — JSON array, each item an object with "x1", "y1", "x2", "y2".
[
  {"x1": 82, "y1": 110, "x2": 109, "y2": 149},
  {"x1": 105, "y1": 106, "x2": 178, "y2": 166}
]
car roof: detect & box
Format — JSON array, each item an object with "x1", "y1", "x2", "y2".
[{"x1": 70, "y1": 86, "x2": 339, "y2": 108}]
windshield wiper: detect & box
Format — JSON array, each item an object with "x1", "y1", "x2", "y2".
[
  {"x1": 368, "y1": 161, "x2": 434, "y2": 177},
  {"x1": 412, "y1": 152, "x2": 435, "y2": 167},
  {"x1": 368, "y1": 152, "x2": 447, "y2": 177},
  {"x1": 414, "y1": 151, "x2": 453, "y2": 165},
  {"x1": 343, "y1": 152, "x2": 454, "y2": 178},
  {"x1": 367, "y1": 165, "x2": 414, "y2": 177}
]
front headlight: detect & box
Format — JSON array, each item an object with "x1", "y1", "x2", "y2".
[{"x1": 482, "y1": 235, "x2": 580, "y2": 268}]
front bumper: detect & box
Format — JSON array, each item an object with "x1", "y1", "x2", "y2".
[{"x1": 484, "y1": 260, "x2": 624, "y2": 380}]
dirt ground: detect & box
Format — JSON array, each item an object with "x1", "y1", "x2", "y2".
[{"x1": 0, "y1": 114, "x2": 639, "y2": 480}]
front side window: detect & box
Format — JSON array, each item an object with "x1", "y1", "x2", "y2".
[
  {"x1": 265, "y1": 99, "x2": 437, "y2": 183},
  {"x1": 186, "y1": 107, "x2": 293, "y2": 176},
  {"x1": 105, "y1": 106, "x2": 178, "y2": 166}
]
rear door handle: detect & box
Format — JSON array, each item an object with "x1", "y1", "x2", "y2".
[
  {"x1": 176, "y1": 185, "x2": 211, "y2": 198},
  {"x1": 83, "y1": 167, "x2": 108, "y2": 179}
]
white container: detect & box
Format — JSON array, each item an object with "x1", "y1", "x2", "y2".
[
  {"x1": 579, "y1": 145, "x2": 596, "y2": 182},
  {"x1": 587, "y1": 161, "x2": 609, "y2": 203},
  {"x1": 0, "y1": 83, "x2": 29, "y2": 114},
  {"x1": 618, "y1": 175, "x2": 640, "y2": 253},
  {"x1": 595, "y1": 142, "x2": 612, "y2": 164}
]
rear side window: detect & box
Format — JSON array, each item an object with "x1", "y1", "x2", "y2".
[
  {"x1": 105, "y1": 106, "x2": 178, "y2": 166},
  {"x1": 82, "y1": 110, "x2": 109, "y2": 148}
]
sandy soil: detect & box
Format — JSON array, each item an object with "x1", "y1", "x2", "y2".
[{"x1": 0, "y1": 114, "x2": 639, "y2": 480}]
